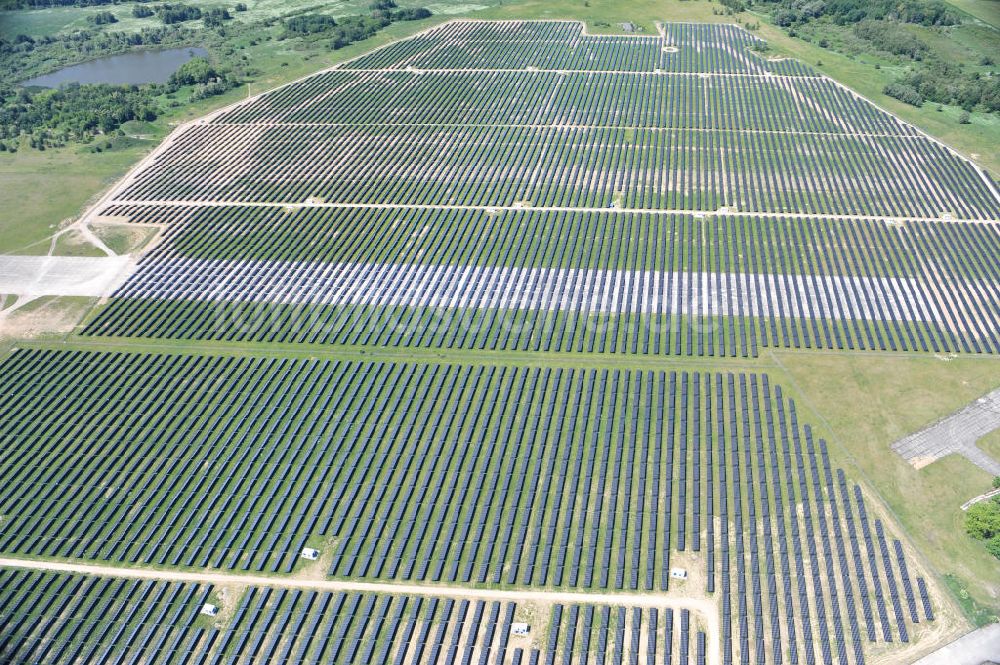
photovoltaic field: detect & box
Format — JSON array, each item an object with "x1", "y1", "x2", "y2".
[
  {"x1": 0, "y1": 17, "x2": 989, "y2": 665},
  {"x1": 80, "y1": 21, "x2": 1000, "y2": 356},
  {"x1": 1, "y1": 566, "x2": 714, "y2": 665},
  {"x1": 87, "y1": 205, "x2": 1000, "y2": 356},
  {"x1": 0, "y1": 349, "x2": 935, "y2": 663}
]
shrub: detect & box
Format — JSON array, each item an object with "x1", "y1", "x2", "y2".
[
  {"x1": 853, "y1": 20, "x2": 928, "y2": 59},
  {"x1": 88, "y1": 10, "x2": 117, "y2": 25},
  {"x1": 168, "y1": 57, "x2": 217, "y2": 86},
  {"x1": 156, "y1": 4, "x2": 202, "y2": 25},
  {"x1": 392, "y1": 7, "x2": 431, "y2": 21},
  {"x1": 284, "y1": 14, "x2": 337, "y2": 36},
  {"x1": 884, "y1": 81, "x2": 924, "y2": 106}
]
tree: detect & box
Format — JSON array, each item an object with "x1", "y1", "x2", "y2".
[
  {"x1": 283, "y1": 14, "x2": 337, "y2": 36},
  {"x1": 203, "y1": 7, "x2": 232, "y2": 28},
  {"x1": 88, "y1": 10, "x2": 117, "y2": 25},
  {"x1": 168, "y1": 57, "x2": 217, "y2": 86},
  {"x1": 884, "y1": 81, "x2": 924, "y2": 106},
  {"x1": 958, "y1": 111, "x2": 971, "y2": 124},
  {"x1": 157, "y1": 4, "x2": 202, "y2": 25},
  {"x1": 965, "y1": 497, "x2": 1000, "y2": 542}
]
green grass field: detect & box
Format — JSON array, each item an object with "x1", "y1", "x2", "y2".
[
  {"x1": 0, "y1": 0, "x2": 490, "y2": 39},
  {"x1": 978, "y1": 429, "x2": 1000, "y2": 462},
  {"x1": 773, "y1": 351, "x2": 1000, "y2": 613},
  {"x1": 0, "y1": 143, "x2": 146, "y2": 254}
]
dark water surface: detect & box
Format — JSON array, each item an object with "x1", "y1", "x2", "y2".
[{"x1": 22, "y1": 47, "x2": 209, "y2": 87}]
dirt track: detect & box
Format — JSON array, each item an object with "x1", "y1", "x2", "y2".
[{"x1": 0, "y1": 555, "x2": 722, "y2": 665}]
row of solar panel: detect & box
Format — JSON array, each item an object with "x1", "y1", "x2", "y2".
[{"x1": 0, "y1": 567, "x2": 709, "y2": 664}]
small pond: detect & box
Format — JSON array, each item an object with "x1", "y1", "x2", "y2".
[{"x1": 21, "y1": 47, "x2": 209, "y2": 88}]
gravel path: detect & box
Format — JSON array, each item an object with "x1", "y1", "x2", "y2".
[{"x1": 0, "y1": 555, "x2": 721, "y2": 665}]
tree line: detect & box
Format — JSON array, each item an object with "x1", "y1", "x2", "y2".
[{"x1": 0, "y1": 56, "x2": 236, "y2": 151}]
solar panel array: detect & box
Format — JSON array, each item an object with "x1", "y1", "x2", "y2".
[
  {"x1": 83, "y1": 19, "x2": 999, "y2": 361},
  {"x1": 0, "y1": 18, "x2": 961, "y2": 665},
  {"x1": 0, "y1": 568, "x2": 212, "y2": 665},
  {"x1": 346, "y1": 21, "x2": 809, "y2": 74},
  {"x1": 0, "y1": 348, "x2": 933, "y2": 662},
  {"x1": 1, "y1": 566, "x2": 714, "y2": 665},
  {"x1": 86, "y1": 206, "x2": 1000, "y2": 355},
  {"x1": 108, "y1": 122, "x2": 997, "y2": 217}
]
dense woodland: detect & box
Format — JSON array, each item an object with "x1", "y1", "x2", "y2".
[
  {"x1": 764, "y1": 0, "x2": 1000, "y2": 113},
  {"x1": 0, "y1": 0, "x2": 433, "y2": 150},
  {"x1": 770, "y1": 0, "x2": 960, "y2": 28},
  {"x1": 1, "y1": 0, "x2": 137, "y2": 8},
  {"x1": 0, "y1": 83, "x2": 155, "y2": 150},
  {"x1": 0, "y1": 55, "x2": 237, "y2": 151},
  {"x1": 281, "y1": 1, "x2": 432, "y2": 49}
]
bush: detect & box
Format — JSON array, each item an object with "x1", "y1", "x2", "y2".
[
  {"x1": 168, "y1": 57, "x2": 217, "y2": 86},
  {"x1": 853, "y1": 20, "x2": 928, "y2": 59},
  {"x1": 132, "y1": 5, "x2": 154, "y2": 18},
  {"x1": 958, "y1": 110, "x2": 971, "y2": 124},
  {"x1": 156, "y1": 3, "x2": 202, "y2": 25},
  {"x1": 88, "y1": 10, "x2": 117, "y2": 25},
  {"x1": 284, "y1": 14, "x2": 337, "y2": 36},
  {"x1": 884, "y1": 81, "x2": 924, "y2": 106},
  {"x1": 234, "y1": 2, "x2": 247, "y2": 10},
  {"x1": 329, "y1": 14, "x2": 389, "y2": 49},
  {"x1": 773, "y1": 8, "x2": 799, "y2": 27},
  {"x1": 966, "y1": 497, "x2": 1000, "y2": 541}
]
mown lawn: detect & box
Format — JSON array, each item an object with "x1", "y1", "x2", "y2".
[{"x1": 772, "y1": 350, "x2": 1000, "y2": 616}]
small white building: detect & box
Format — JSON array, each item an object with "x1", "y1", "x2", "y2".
[
  {"x1": 200, "y1": 603, "x2": 219, "y2": 617},
  {"x1": 301, "y1": 547, "x2": 320, "y2": 561},
  {"x1": 511, "y1": 623, "x2": 530, "y2": 636},
  {"x1": 669, "y1": 567, "x2": 688, "y2": 580}
]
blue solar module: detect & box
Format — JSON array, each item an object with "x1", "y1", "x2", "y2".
[
  {"x1": 680, "y1": 609, "x2": 690, "y2": 664},
  {"x1": 893, "y1": 539, "x2": 920, "y2": 623},
  {"x1": 917, "y1": 578, "x2": 934, "y2": 621},
  {"x1": 665, "y1": 608, "x2": 674, "y2": 663}
]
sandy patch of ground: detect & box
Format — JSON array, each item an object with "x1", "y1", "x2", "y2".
[{"x1": 0, "y1": 296, "x2": 95, "y2": 339}]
